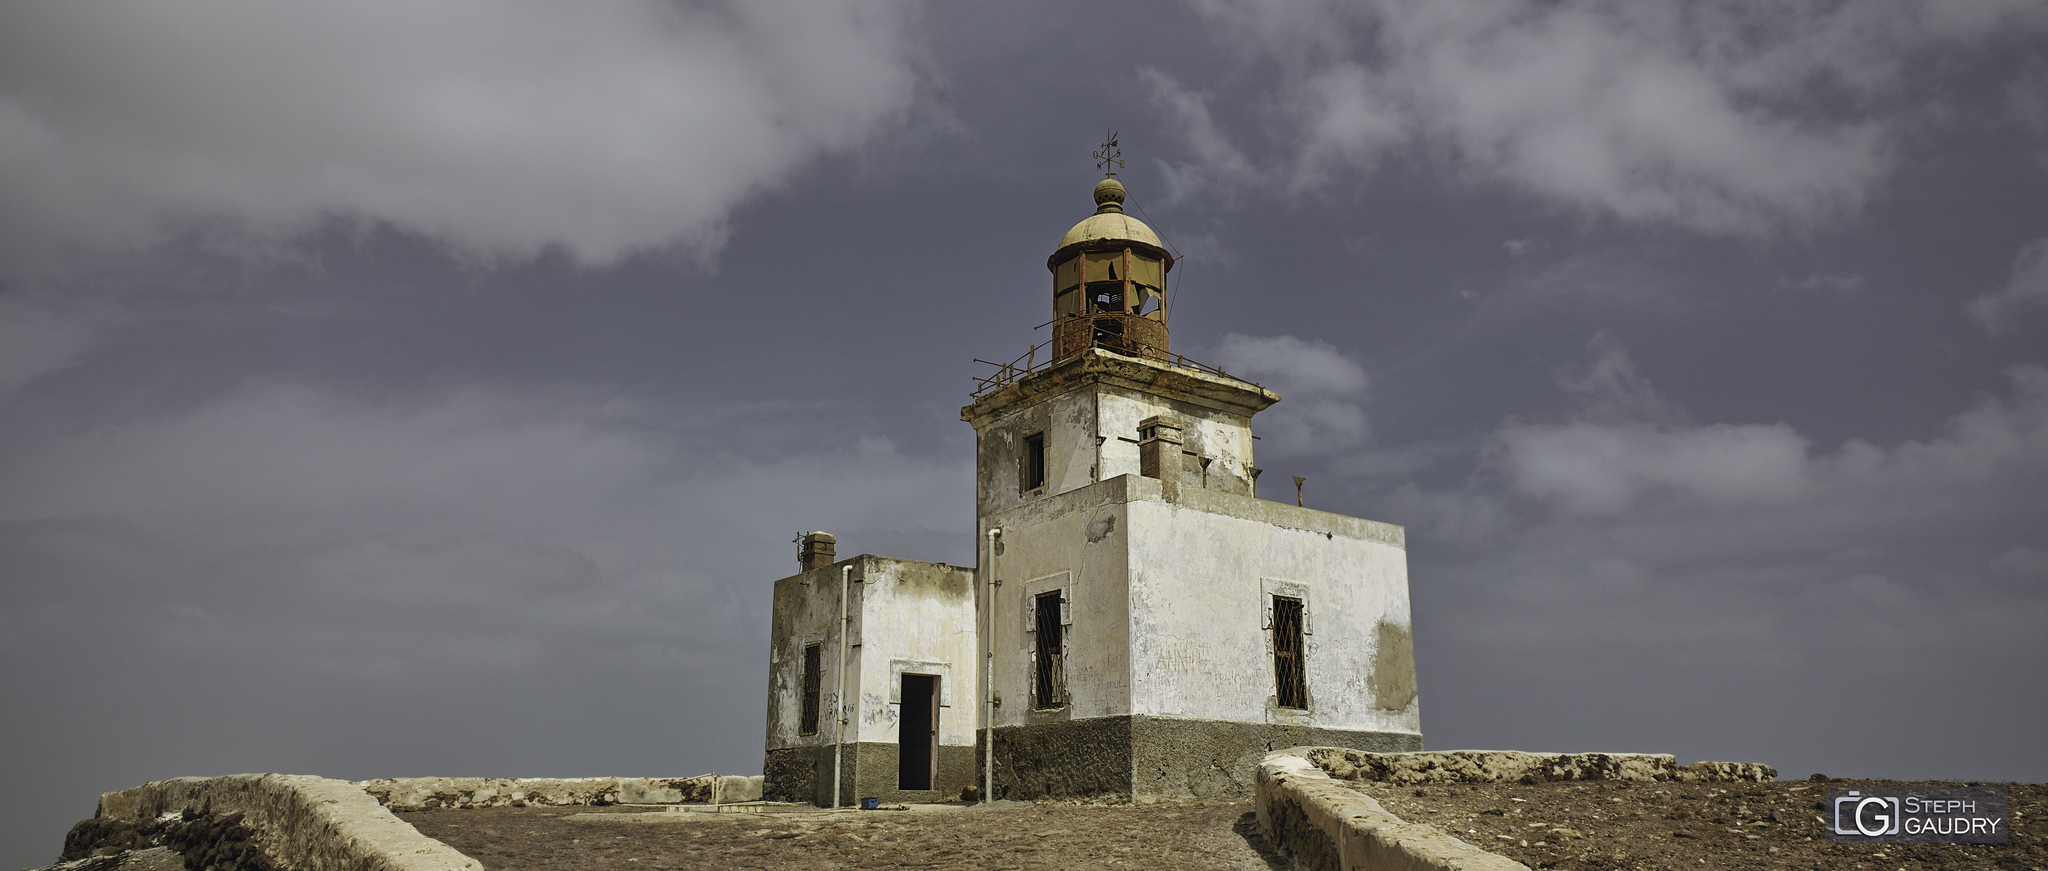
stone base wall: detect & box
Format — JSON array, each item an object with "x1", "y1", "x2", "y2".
[
  {"x1": 1300, "y1": 748, "x2": 1776, "y2": 785},
  {"x1": 988, "y1": 716, "x2": 1134, "y2": 800},
  {"x1": 96, "y1": 774, "x2": 481, "y2": 871},
  {"x1": 357, "y1": 775, "x2": 763, "y2": 810},
  {"x1": 764, "y1": 743, "x2": 977, "y2": 806},
  {"x1": 987, "y1": 715, "x2": 1424, "y2": 800},
  {"x1": 1255, "y1": 749, "x2": 1779, "y2": 871}
]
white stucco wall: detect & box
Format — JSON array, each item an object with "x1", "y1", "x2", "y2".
[
  {"x1": 980, "y1": 475, "x2": 1421, "y2": 738},
  {"x1": 1094, "y1": 385, "x2": 1256, "y2": 494},
  {"x1": 846, "y1": 557, "x2": 979, "y2": 748},
  {"x1": 764, "y1": 563, "x2": 852, "y2": 752},
  {"x1": 967, "y1": 351, "x2": 1275, "y2": 519},
  {"x1": 1125, "y1": 489, "x2": 1420, "y2": 735},
  {"x1": 764, "y1": 556, "x2": 977, "y2": 752},
  {"x1": 984, "y1": 477, "x2": 1135, "y2": 727}
]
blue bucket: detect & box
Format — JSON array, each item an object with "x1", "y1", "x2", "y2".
[{"x1": 860, "y1": 797, "x2": 880, "y2": 810}]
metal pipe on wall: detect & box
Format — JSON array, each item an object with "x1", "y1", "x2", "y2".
[
  {"x1": 984, "y1": 527, "x2": 1000, "y2": 804},
  {"x1": 833, "y1": 563, "x2": 852, "y2": 809}
]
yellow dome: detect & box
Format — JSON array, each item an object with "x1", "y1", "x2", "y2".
[
  {"x1": 1057, "y1": 211, "x2": 1164, "y2": 250},
  {"x1": 1054, "y1": 177, "x2": 1166, "y2": 253}
]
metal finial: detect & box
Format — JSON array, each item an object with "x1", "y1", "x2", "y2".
[{"x1": 1093, "y1": 130, "x2": 1124, "y2": 178}]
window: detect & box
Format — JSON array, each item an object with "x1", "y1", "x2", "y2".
[
  {"x1": 1032, "y1": 590, "x2": 1065, "y2": 709},
  {"x1": 799, "y1": 643, "x2": 823, "y2": 735},
  {"x1": 1273, "y1": 596, "x2": 1307, "y2": 709},
  {"x1": 1023, "y1": 432, "x2": 1047, "y2": 492}
]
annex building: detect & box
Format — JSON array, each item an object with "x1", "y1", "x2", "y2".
[{"x1": 762, "y1": 171, "x2": 1422, "y2": 807}]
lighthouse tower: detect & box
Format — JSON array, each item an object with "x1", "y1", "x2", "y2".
[
  {"x1": 765, "y1": 155, "x2": 1422, "y2": 806},
  {"x1": 960, "y1": 168, "x2": 1423, "y2": 799}
]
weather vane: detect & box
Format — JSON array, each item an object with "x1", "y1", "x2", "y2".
[{"x1": 1093, "y1": 130, "x2": 1124, "y2": 178}]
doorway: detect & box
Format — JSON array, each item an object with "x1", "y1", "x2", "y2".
[{"x1": 898, "y1": 674, "x2": 938, "y2": 790}]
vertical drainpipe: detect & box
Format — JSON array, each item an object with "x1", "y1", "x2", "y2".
[
  {"x1": 984, "y1": 527, "x2": 1001, "y2": 803},
  {"x1": 834, "y1": 563, "x2": 853, "y2": 809}
]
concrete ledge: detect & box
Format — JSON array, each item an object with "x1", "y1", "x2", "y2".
[
  {"x1": 1255, "y1": 749, "x2": 1778, "y2": 870},
  {"x1": 358, "y1": 774, "x2": 764, "y2": 810},
  {"x1": 96, "y1": 774, "x2": 480, "y2": 871},
  {"x1": 1258, "y1": 752, "x2": 1526, "y2": 871}
]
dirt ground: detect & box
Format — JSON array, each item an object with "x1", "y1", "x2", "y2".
[
  {"x1": 397, "y1": 779, "x2": 2046, "y2": 871},
  {"x1": 1352, "y1": 778, "x2": 2045, "y2": 871},
  {"x1": 398, "y1": 800, "x2": 1286, "y2": 871}
]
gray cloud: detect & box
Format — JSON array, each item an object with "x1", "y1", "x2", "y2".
[
  {"x1": 1214, "y1": 333, "x2": 1372, "y2": 458},
  {"x1": 1969, "y1": 236, "x2": 2048, "y2": 333},
  {"x1": 1162, "y1": 0, "x2": 2048, "y2": 233},
  {"x1": 0, "y1": 1, "x2": 922, "y2": 274},
  {"x1": 2, "y1": 3, "x2": 2045, "y2": 864},
  {"x1": 1395, "y1": 344, "x2": 2048, "y2": 773}
]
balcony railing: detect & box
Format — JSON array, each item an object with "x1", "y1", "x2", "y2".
[{"x1": 970, "y1": 315, "x2": 1252, "y2": 398}]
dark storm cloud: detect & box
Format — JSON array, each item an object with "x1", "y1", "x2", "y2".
[
  {"x1": 1166, "y1": 0, "x2": 2048, "y2": 233},
  {"x1": 2, "y1": 1, "x2": 2046, "y2": 868},
  {"x1": 0, "y1": 1, "x2": 922, "y2": 272}
]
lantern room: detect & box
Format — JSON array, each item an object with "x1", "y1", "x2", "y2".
[{"x1": 1047, "y1": 177, "x2": 1174, "y2": 362}]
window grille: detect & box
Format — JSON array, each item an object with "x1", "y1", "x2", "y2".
[
  {"x1": 1033, "y1": 590, "x2": 1065, "y2": 708},
  {"x1": 1273, "y1": 596, "x2": 1307, "y2": 709},
  {"x1": 799, "y1": 643, "x2": 823, "y2": 735}
]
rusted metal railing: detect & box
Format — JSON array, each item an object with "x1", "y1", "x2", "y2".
[{"x1": 970, "y1": 327, "x2": 1256, "y2": 398}]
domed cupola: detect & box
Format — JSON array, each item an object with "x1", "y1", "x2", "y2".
[{"x1": 1048, "y1": 174, "x2": 1174, "y2": 362}]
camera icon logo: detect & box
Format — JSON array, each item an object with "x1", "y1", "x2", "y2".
[{"x1": 1833, "y1": 790, "x2": 1902, "y2": 837}]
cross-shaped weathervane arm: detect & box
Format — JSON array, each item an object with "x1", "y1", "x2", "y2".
[{"x1": 1093, "y1": 130, "x2": 1124, "y2": 178}]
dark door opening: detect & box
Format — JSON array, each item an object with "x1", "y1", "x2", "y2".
[{"x1": 898, "y1": 674, "x2": 938, "y2": 790}]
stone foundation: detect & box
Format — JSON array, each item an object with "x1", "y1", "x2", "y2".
[
  {"x1": 357, "y1": 775, "x2": 762, "y2": 810},
  {"x1": 764, "y1": 743, "x2": 977, "y2": 806},
  {"x1": 988, "y1": 715, "x2": 1424, "y2": 800}
]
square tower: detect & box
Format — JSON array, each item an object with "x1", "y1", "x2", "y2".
[{"x1": 958, "y1": 173, "x2": 1422, "y2": 799}]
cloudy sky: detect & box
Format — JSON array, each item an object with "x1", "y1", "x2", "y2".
[{"x1": 4, "y1": 0, "x2": 2047, "y2": 863}]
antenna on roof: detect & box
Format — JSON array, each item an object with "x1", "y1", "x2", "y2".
[{"x1": 1093, "y1": 130, "x2": 1123, "y2": 178}]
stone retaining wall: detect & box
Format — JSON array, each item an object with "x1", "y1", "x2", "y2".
[
  {"x1": 96, "y1": 774, "x2": 481, "y2": 871},
  {"x1": 358, "y1": 775, "x2": 764, "y2": 810},
  {"x1": 1255, "y1": 750, "x2": 1778, "y2": 871}
]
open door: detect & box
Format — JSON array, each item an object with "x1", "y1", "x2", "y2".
[{"x1": 898, "y1": 674, "x2": 937, "y2": 790}]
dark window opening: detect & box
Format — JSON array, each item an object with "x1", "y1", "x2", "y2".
[
  {"x1": 1088, "y1": 282, "x2": 1124, "y2": 313},
  {"x1": 1023, "y1": 432, "x2": 1047, "y2": 491},
  {"x1": 1274, "y1": 596, "x2": 1307, "y2": 709},
  {"x1": 898, "y1": 674, "x2": 937, "y2": 790},
  {"x1": 799, "y1": 643, "x2": 822, "y2": 735},
  {"x1": 1033, "y1": 591, "x2": 1066, "y2": 709}
]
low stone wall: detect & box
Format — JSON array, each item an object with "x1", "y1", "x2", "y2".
[
  {"x1": 96, "y1": 774, "x2": 481, "y2": 871},
  {"x1": 1302, "y1": 749, "x2": 1776, "y2": 787},
  {"x1": 358, "y1": 775, "x2": 764, "y2": 810},
  {"x1": 1255, "y1": 750, "x2": 1778, "y2": 871}
]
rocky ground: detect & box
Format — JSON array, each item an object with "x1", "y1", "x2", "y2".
[
  {"x1": 42, "y1": 776, "x2": 2044, "y2": 870},
  {"x1": 400, "y1": 800, "x2": 1285, "y2": 871},
  {"x1": 402, "y1": 779, "x2": 2045, "y2": 871},
  {"x1": 1351, "y1": 778, "x2": 2045, "y2": 871},
  {"x1": 37, "y1": 809, "x2": 278, "y2": 871}
]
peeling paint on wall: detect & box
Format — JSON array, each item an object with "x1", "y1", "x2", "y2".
[
  {"x1": 1085, "y1": 513, "x2": 1117, "y2": 542},
  {"x1": 1371, "y1": 621, "x2": 1417, "y2": 712}
]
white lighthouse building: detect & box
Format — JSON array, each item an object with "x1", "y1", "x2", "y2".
[{"x1": 764, "y1": 170, "x2": 1421, "y2": 804}]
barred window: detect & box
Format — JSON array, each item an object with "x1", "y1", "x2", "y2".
[
  {"x1": 1273, "y1": 596, "x2": 1307, "y2": 709},
  {"x1": 1032, "y1": 590, "x2": 1065, "y2": 708},
  {"x1": 799, "y1": 643, "x2": 823, "y2": 735}
]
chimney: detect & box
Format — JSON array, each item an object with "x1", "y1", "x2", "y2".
[
  {"x1": 1137, "y1": 415, "x2": 1183, "y2": 480},
  {"x1": 1139, "y1": 415, "x2": 1185, "y2": 502},
  {"x1": 799, "y1": 531, "x2": 837, "y2": 572}
]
